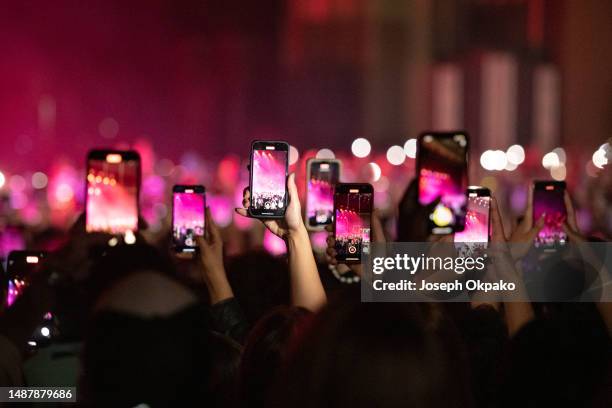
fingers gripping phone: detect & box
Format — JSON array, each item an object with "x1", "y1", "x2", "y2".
[
  {"x1": 248, "y1": 141, "x2": 289, "y2": 219},
  {"x1": 454, "y1": 187, "x2": 491, "y2": 256},
  {"x1": 416, "y1": 132, "x2": 469, "y2": 235},
  {"x1": 172, "y1": 185, "x2": 206, "y2": 253},
  {"x1": 305, "y1": 159, "x2": 341, "y2": 231},
  {"x1": 533, "y1": 181, "x2": 567, "y2": 249},
  {"x1": 333, "y1": 183, "x2": 373, "y2": 263},
  {"x1": 85, "y1": 150, "x2": 141, "y2": 234}
]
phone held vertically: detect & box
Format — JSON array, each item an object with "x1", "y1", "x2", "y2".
[
  {"x1": 248, "y1": 141, "x2": 289, "y2": 219},
  {"x1": 454, "y1": 186, "x2": 491, "y2": 257},
  {"x1": 533, "y1": 180, "x2": 567, "y2": 250},
  {"x1": 416, "y1": 132, "x2": 469, "y2": 235},
  {"x1": 333, "y1": 183, "x2": 373, "y2": 263},
  {"x1": 305, "y1": 158, "x2": 341, "y2": 231},
  {"x1": 85, "y1": 150, "x2": 141, "y2": 234},
  {"x1": 5, "y1": 250, "x2": 47, "y2": 307},
  {"x1": 172, "y1": 185, "x2": 206, "y2": 253}
]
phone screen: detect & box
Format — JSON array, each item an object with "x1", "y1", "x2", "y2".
[
  {"x1": 334, "y1": 184, "x2": 373, "y2": 263},
  {"x1": 250, "y1": 142, "x2": 288, "y2": 217},
  {"x1": 533, "y1": 181, "x2": 567, "y2": 248},
  {"x1": 6, "y1": 251, "x2": 45, "y2": 307},
  {"x1": 306, "y1": 160, "x2": 340, "y2": 229},
  {"x1": 455, "y1": 189, "x2": 490, "y2": 257},
  {"x1": 173, "y1": 187, "x2": 205, "y2": 252},
  {"x1": 417, "y1": 133, "x2": 468, "y2": 234},
  {"x1": 86, "y1": 151, "x2": 140, "y2": 234}
]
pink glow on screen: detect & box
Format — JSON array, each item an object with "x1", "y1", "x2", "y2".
[
  {"x1": 533, "y1": 189, "x2": 567, "y2": 246},
  {"x1": 173, "y1": 192, "x2": 205, "y2": 248},
  {"x1": 251, "y1": 149, "x2": 287, "y2": 210},
  {"x1": 86, "y1": 159, "x2": 139, "y2": 233},
  {"x1": 334, "y1": 192, "x2": 372, "y2": 259},
  {"x1": 307, "y1": 179, "x2": 334, "y2": 223},
  {"x1": 6, "y1": 279, "x2": 25, "y2": 307},
  {"x1": 455, "y1": 196, "x2": 490, "y2": 243}
]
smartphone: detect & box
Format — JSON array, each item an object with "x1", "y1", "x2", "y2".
[
  {"x1": 305, "y1": 159, "x2": 341, "y2": 231},
  {"x1": 6, "y1": 251, "x2": 46, "y2": 307},
  {"x1": 172, "y1": 185, "x2": 206, "y2": 253},
  {"x1": 454, "y1": 187, "x2": 491, "y2": 256},
  {"x1": 86, "y1": 150, "x2": 141, "y2": 234},
  {"x1": 248, "y1": 141, "x2": 289, "y2": 218},
  {"x1": 533, "y1": 181, "x2": 567, "y2": 249},
  {"x1": 333, "y1": 183, "x2": 373, "y2": 263},
  {"x1": 416, "y1": 132, "x2": 469, "y2": 235}
]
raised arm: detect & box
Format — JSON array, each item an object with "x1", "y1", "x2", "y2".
[{"x1": 236, "y1": 173, "x2": 326, "y2": 311}]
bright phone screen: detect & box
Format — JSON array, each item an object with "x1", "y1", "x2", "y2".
[
  {"x1": 251, "y1": 148, "x2": 288, "y2": 211},
  {"x1": 334, "y1": 188, "x2": 372, "y2": 262},
  {"x1": 418, "y1": 133, "x2": 468, "y2": 234},
  {"x1": 86, "y1": 154, "x2": 139, "y2": 234},
  {"x1": 533, "y1": 183, "x2": 567, "y2": 247},
  {"x1": 455, "y1": 193, "x2": 490, "y2": 255},
  {"x1": 307, "y1": 161, "x2": 340, "y2": 227},
  {"x1": 173, "y1": 192, "x2": 205, "y2": 250},
  {"x1": 6, "y1": 253, "x2": 44, "y2": 307}
]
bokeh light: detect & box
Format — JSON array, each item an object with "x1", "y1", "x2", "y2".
[
  {"x1": 542, "y1": 152, "x2": 560, "y2": 169},
  {"x1": 386, "y1": 145, "x2": 406, "y2": 165},
  {"x1": 32, "y1": 172, "x2": 48, "y2": 189},
  {"x1": 351, "y1": 138, "x2": 371, "y2": 158},
  {"x1": 289, "y1": 145, "x2": 300, "y2": 165},
  {"x1": 506, "y1": 144, "x2": 525, "y2": 165},
  {"x1": 403, "y1": 138, "x2": 417, "y2": 158},
  {"x1": 316, "y1": 148, "x2": 335, "y2": 159}
]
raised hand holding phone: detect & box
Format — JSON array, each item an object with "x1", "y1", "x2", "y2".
[{"x1": 172, "y1": 185, "x2": 206, "y2": 253}]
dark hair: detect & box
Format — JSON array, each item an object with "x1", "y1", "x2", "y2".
[
  {"x1": 226, "y1": 251, "x2": 290, "y2": 324},
  {"x1": 209, "y1": 332, "x2": 243, "y2": 408},
  {"x1": 500, "y1": 316, "x2": 611, "y2": 408},
  {"x1": 240, "y1": 306, "x2": 312, "y2": 408},
  {"x1": 271, "y1": 298, "x2": 473, "y2": 408}
]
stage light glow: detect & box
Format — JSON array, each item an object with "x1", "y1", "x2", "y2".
[
  {"x1": 32, "y1": 172, "x2": 48, "y2": 189},
  {"x1": 542, "y1": 152, "x2": 560, "y2": 169},
  {"x1": 316, "y1": 148, "x2": 335, "y2": 159},
  {"x1": 504, "y1": 161, "x2": 518, "y2": 171},
  {"x1": 550, "y1": 164, "x2": 566, "y2": 181},
  {"x1": 592, "y1": 147, "x2": 608, "y2": 169},
  {"x1": 10, "y1": 175, "x2": 26, "y2": 191},
  {"x1": 552, "y1": 147, "x2": 567, "y2": 164},
  {"x1": 289, "y1": 145, "x2": 299, "y2": 165},
  {"x1": 432, "y1": 204, "x2": 453, "y2": 227},
  {"x1": 506, "y1": 144, "x2": 525, "y2": 165},
  {"x1": 108, "y1": 237, "x2": 119, "y2": 247},
  {"x1": 124, "y1": 230, "x2": 136, "y2": 245},
  {"x1": 351, "y1": 138, "x2": 371, "y2": 158},
  {"x1": 491, "y1": 150, "x2": 507, "y2": 171},
  {"x1": 480, "y1": 150, "x2": 495, "y2": 171},
  {"x1": 0, "y1": 171, "x2": 5, "y2": 189},
  {"x1": 40, "y1": 327, "x2": 50, "y2": 337},
  {"x1": 368, "y1": 162, "x2": 382, "y2": 182},
  {"x1": 403, "y1": 138, "x2": 417, "y2": 158},
  {"x1": 386, "y1": 145, "x2": 406, "y2": 165},
  {"x1": 55, "y1": 183, "x2": 74, "y2": 203}
]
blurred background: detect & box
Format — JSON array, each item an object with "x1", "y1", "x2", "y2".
[{"x1": 0, "y1": 0, "x2": 610, "y2": 251}]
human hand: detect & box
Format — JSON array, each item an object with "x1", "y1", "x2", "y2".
[
  {"x1": 509, "y1": 185, "x2": 544, "y2": 259},
  {"x1": 235, "y1": 173, "x2": 305, "y2": 240}
]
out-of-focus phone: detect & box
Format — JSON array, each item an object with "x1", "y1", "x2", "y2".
[
  {"x1": 172, "y1": 185, "x2": 206, "y2": 253},
  {"x1": 455, "y1": 187, "x2": 490, "y2": 256},
  {"x1": 533, "y1": 180, "x2": 567, "y2": 249},
  {"x1": 416, "y1": 132, "x2": 469, "y2": 235},
  {"x1": 305, "y1": 159, "x2": 341, "y2": 231},
  {"x1": 248, "y1": 141, "x2": 289, "y2": 219},
  {"x1": 86, "y1": 150, "x2": 140, "y2": 234},
  {"x1": 6, "y1": 250, "x2": 46, "y2": 307},
  {"x1": 333, "y1": 183, "x2": 373, "y2": 263}
]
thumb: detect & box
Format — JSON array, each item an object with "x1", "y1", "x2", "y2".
[
  {"x1": 287, "y1": 173, "x2": 298, "y2": 201},
  {"x1": 235, "y1": 208, "x2": 249, "y2": 217}
]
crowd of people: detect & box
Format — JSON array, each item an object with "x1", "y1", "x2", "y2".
[{"x1": 0, "y1": 167, "x2": 610, "y2": 408}]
